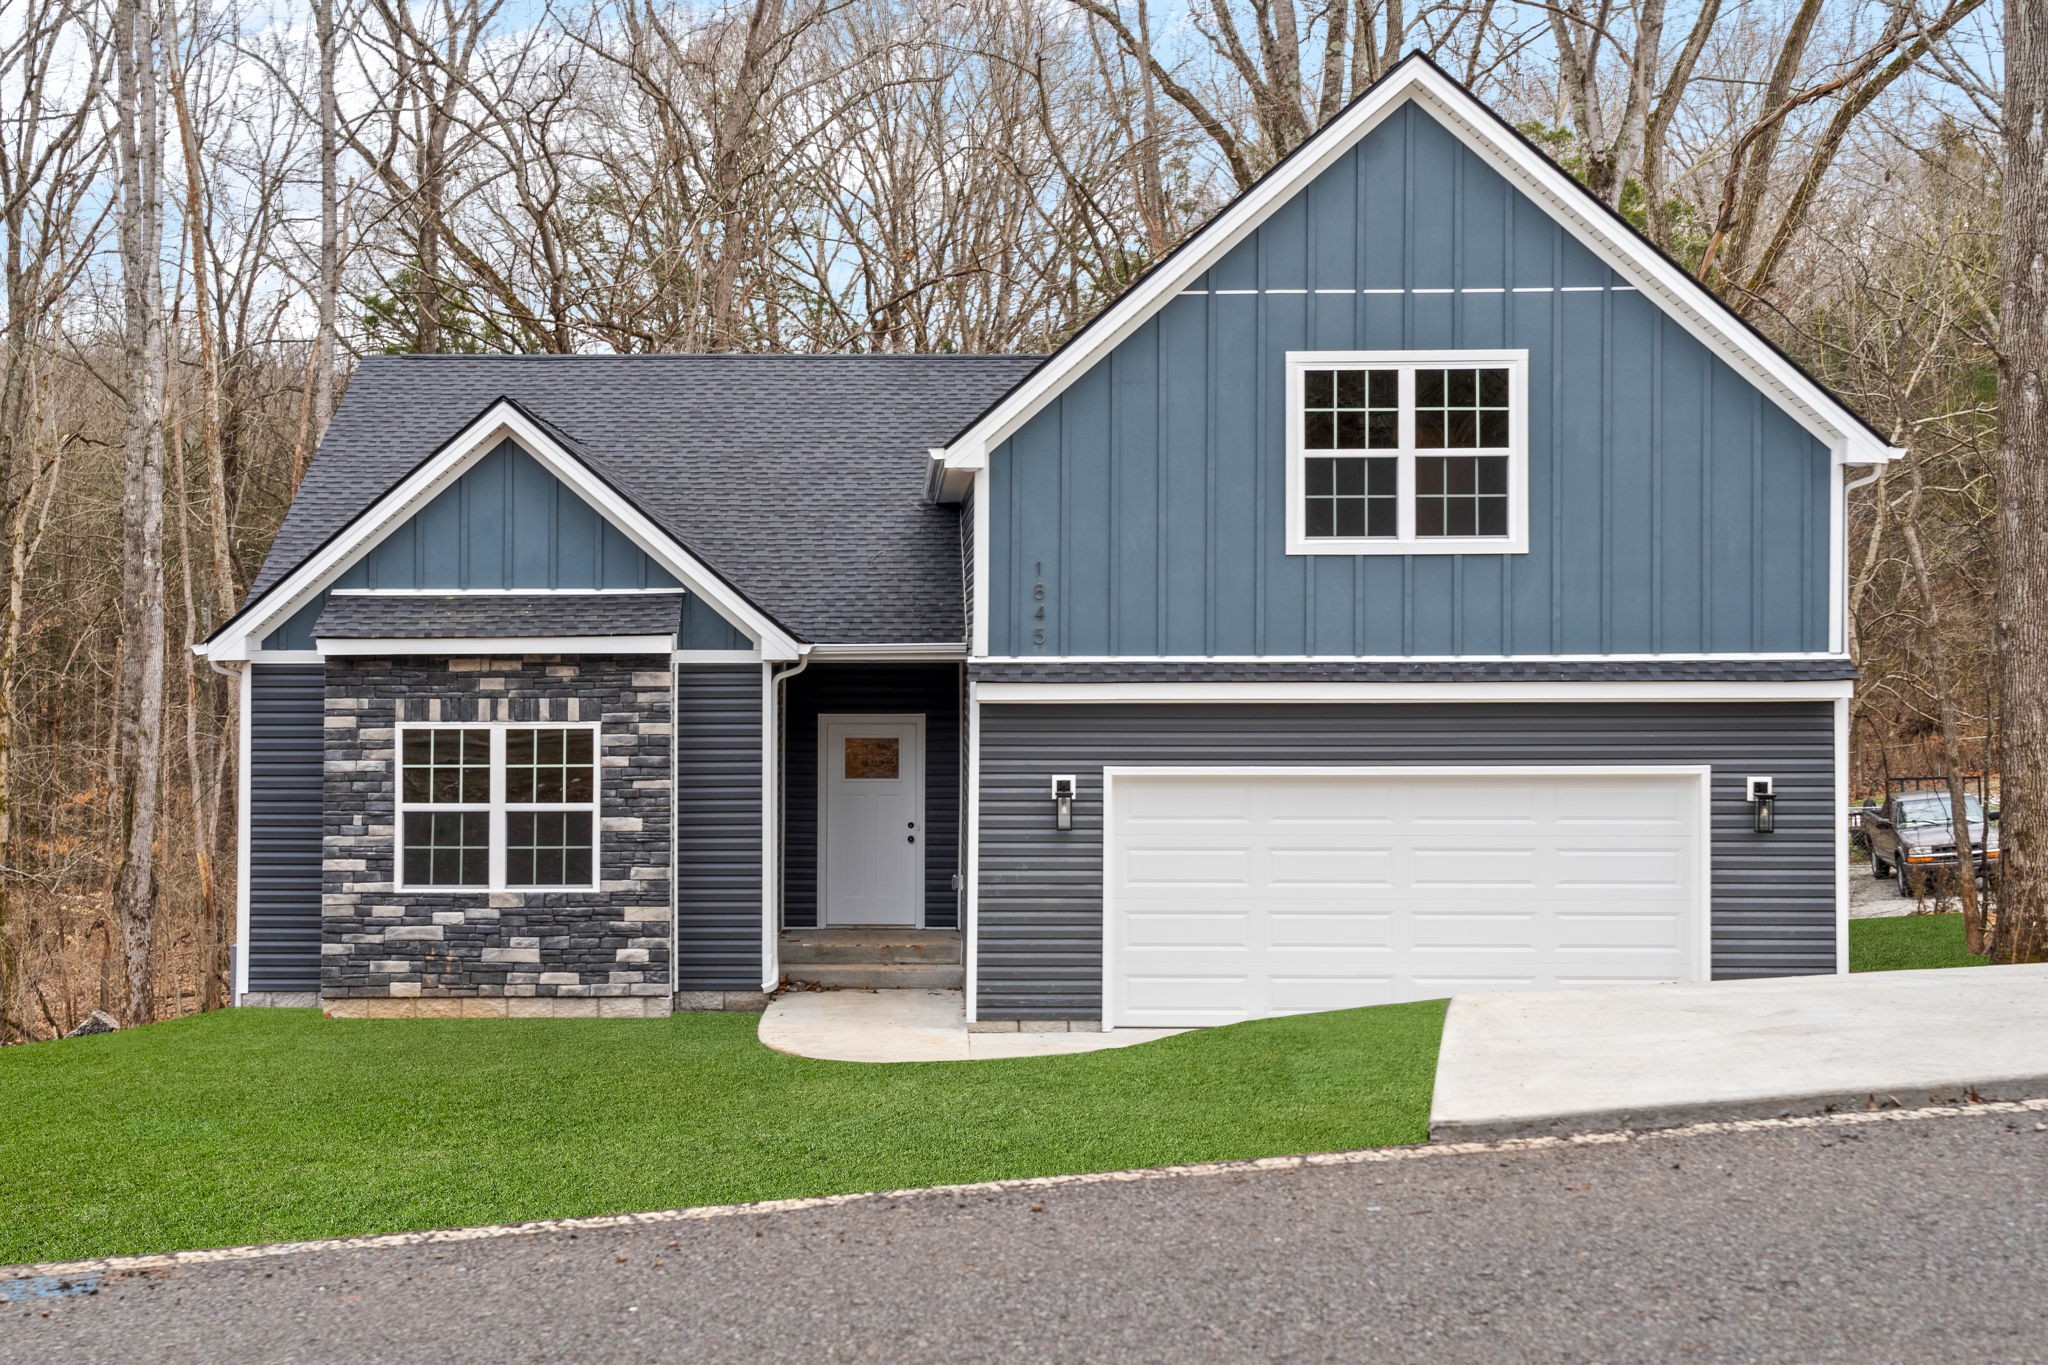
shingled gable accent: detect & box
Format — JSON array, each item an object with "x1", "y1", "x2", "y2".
[
  {"x1": 202, "y1": 396, "x2": 801, "y2": 662},
  {"x1": 927, "y1": 51, "x2": 1901, "y2": 505}
]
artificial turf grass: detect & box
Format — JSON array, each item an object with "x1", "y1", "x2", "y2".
[
  {"x1": 1848, "y1": 913, "x2": 1989, "y2": 973},
  {"x1": 0, "y1": 998, "x2": 1443, "y2": 1265}
]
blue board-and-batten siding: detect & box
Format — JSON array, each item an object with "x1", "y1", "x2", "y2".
[
  {"x1": 782, "y1": 664, "x2": 962, "y2": 930},
  {"x1": 974, "y1": 701, "x2": 1837, "y2": 1021},
  {"x1": 246, "y1": 663, "x2": 326, "y2": 992},
  {"x1": 261, "y1": 441, "x2": 749, "y2": 651},
  {"x1": 985, "y1": 100, "x2": 1832, "y2": 658},
  {"x1": 673, "y1": 666, "x2": 765, "y2": 990}
]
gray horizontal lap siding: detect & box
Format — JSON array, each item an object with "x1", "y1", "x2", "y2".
[
  {"x1": 674, "y1": 666, "x2": 764, "y2": 990},
  {"x1": 247, "y1": 664, "x2": 326, "y2": 992},
  {"x1": 975, "y1": 702, "x2": 1835, "y2": 1020},
  {"x1": 783, "y1": 664, "x2": 962, "y2": 929},
  {"x1": 985, "y1": 101, "x2": 1832, "y2": 659}
]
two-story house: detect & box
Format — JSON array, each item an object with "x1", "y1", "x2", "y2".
[{"x1": 200, "y1": 55, "x2": 1894, "y2": 1029}]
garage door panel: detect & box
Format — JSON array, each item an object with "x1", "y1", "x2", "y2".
[
  {"x1": 1107, "y1": 770, "x2": 1705, "y2": 1027},
  {"x1": 1264, "y1": 908, "x2": 1396, "y2": 950},
  {"x1": 1551, "y1": 778, "x2": 1692, "y2": 827},
  {"x1": 1119, "y1": 845, "x2": 1251, "y2": 888},
  {"x1": 1121, "y1": 908, "x2": 1252, "y2": 948},
  {"x1": 1265, "y1": 844, "x2": 1394, "y2": 888},
  {"x1": 1409, "y1": 781, "x2": 1544, "y2": 825}
]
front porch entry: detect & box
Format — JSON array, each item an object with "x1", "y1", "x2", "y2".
[{"x1": 818, "y1": 713, "x2": 925, "y2": 927}]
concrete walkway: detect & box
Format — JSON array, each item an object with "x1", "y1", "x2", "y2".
[
  {"x1": 1431, "y1": 963, "x2": 2048, "y2": 1140},
  {"x1": 758, "y1": 989, "x2": 1185, "y2": 1062}
]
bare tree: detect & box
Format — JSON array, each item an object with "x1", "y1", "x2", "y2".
[
  {"x1": 1997, "y1": 0, "x2": 2048, "y2": 963},
  {"x1": 111, "y1": 0, "x2": 170, "y2": 1024}
]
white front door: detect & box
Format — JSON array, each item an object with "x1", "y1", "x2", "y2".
[{"x1": 819, "y1": 715, "x2": 925, "y2": 927}]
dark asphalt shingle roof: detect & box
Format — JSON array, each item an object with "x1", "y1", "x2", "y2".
[
  {"x1": 315, "y1": 592, "x2": 687, "y2": 640},
  {"x1": 250, "y1": 354, "x2": 1045, "y2": 645},
  {"x1": 968, "y1": 659, "x2": 1860, "y2": 683}
]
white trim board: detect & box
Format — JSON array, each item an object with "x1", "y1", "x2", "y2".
[
  {"x1": 973, "y1": 680, "x2": 1853, "y2": 704},
  {"x1": 1098, "y1": 763, "x2": 1715, "y2": 1031},
  {"x1": 933, "y1": 57, "x2": 1901, "y2": 479},
  {"x1": 1283, "y1": 350, "x2": 1531, "y2": 556},
  {"x1": 972, "y1": 652, "x2": 1850, "y2": 664},
  {"x1": 321, "y1": 635, "x2": 677, "y2": 657},
  {"x1": 203, "y1": 400, "x2": 800, "y2": 663}
]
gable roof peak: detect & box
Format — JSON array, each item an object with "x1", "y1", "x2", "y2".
[{"x1": 930, "y1": 52, "x2": 1897, "y2": 494}]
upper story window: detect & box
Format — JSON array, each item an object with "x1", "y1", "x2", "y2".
[
  {"x1": 1286, "y1": 351, "x2": 1529, "y2": 556},
  {"x1": 397, "y1": 723, "x2": 599, "y2": 892}
]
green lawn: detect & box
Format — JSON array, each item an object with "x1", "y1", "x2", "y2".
[
  {"x1": 0, "y1": 1000, "x2": 1443, "y2": 1266},
  {"x1": 1849, "y1": 913, "x2": 1989, "y2": 973}
]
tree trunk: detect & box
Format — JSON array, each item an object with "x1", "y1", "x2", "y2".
[
  {"x1": 1901, "y1": 453, "x2": 1982, "y2": 947},
  {"x1": 112, "y1": 0, "x2": 169, "y2": 1025},
  {"x1": 1996, "y1": 0, "x2": 2048, "y2": 964}
]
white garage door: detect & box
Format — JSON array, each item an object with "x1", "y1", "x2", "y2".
[{"x1": 1104, "y1": 768, "x2": 1708, "y2": 1028}]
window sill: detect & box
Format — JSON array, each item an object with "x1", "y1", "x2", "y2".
[{"x1": 1286, "y1": 536, "x2": 1531, "y2": 557}]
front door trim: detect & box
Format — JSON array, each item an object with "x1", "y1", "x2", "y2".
[{"x1": 818, "y1": 713, "x2": 927, "y2": 927}]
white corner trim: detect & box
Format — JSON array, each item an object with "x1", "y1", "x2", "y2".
[
  {"x1": 964, "y1": 678, "x2": 981, "y2": 1022},
  {"x1": 761, "y1": 663, "x2": 780, "y2": 993},
  {"x1": 971, "y1": 468, "x2": 991, "y2": 658},
  {"x1": 1834, "y1": 694, "x2": 1851, "y2": 975},
  {"x1": 205, "y1": 400, "x2": 802, "y2": 663},
  {"x1": 973, "y1": 680, "x2": 1854, "y2": 704},
  {"x1": 233, "y1": 661, "x2": 252, "y2": 1003},
  {"x1": 321, "y1": 635, "x2": 676, "y2": 656},
  {"x1": 933, "y1": 59, "x2": 1901, "y2": 472}
]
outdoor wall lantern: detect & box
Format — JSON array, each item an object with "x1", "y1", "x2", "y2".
[
  {"x1": 1051, "y1": 774, "x2": 1077, "y2": 831},
  {"x1": 1746, "y1": 776, "x2": 1777, "y2": 835}
]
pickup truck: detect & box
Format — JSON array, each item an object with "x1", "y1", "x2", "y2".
[{"x1": 1866, "y1": 790, "x2": 1999, "y2": 898}]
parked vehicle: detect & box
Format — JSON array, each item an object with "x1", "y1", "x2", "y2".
[{"x1": 1866, "y1": 780, "x2": 1999, "y2": 897}]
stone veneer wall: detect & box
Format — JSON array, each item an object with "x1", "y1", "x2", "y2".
[{"x1": 322, "y1": 654, "x2": 673, "y2": 1018}]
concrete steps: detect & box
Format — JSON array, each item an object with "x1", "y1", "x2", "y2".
[{"x1": 780, "y1": 929, "x2": 964, "y2": 990}]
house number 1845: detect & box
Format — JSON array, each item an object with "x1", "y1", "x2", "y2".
[{"x1": 1032, "y1": 561, "x2": 1047, "y2": 647}]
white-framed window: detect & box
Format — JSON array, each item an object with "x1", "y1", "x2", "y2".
[
  {"x1": 1285, "y1": 350, "x2": 1530, "y2": 556},
  {"x1": 395, "y1": 722, "x2": 601, "y2": 892}
]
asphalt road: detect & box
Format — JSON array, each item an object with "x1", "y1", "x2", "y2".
[{"x1": 8, "y1": 1106, "x2": 2046, "y2": 1364}]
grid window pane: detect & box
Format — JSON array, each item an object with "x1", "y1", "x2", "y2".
[
  {"x1": 505, "y1": 728, "x2": 595, "y2": 804},
  {"x1": 1303, "y1": 367, "x2": 1398, "y2": 451},
  {"x1": 402, "y1": 810, "x2": 490, "y2": 887},
  {"x1": 1414, "y1": 367, "x2": 1511, "y2": 451},
  {"x1": 1415, "y1": 455, "x2": 1511, "y2": 539},
  {"x1": 402, "y1": 728, "x2": 489, "y2": 804},
  {"x1": 506, "y1": 810, "x2": 594, "y2": 888},
  {"x1": 1304, "y1": 456, "x2": 1397, "y2": 539}
]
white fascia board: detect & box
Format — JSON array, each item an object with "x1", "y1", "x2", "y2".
[
  {"x1": 206, "y1": 401, "x2": 801, "y2": 662},
  {"x1": 804, "y1": 642, "x2": 969, "y2": 662},
  {"x1": 321, "y1": 634, "x2": 677, "y2": 656},
  {"x1": 973, "y1": 680, "x2": 1854, "y2": 704},
  {"x1": 933, "y1": 60, "x2": 1900, "y2": 475}
]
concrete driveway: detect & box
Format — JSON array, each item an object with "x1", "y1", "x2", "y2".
[{"x1": 1431, "y1": 963, "x2": 2048, "y2": 1139}]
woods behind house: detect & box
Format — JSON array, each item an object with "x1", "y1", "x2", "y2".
[{"x1": 0, "y1": 0, "x2": 2019, "y2": 1038}]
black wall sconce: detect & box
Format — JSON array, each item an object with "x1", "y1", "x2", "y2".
[
  {"x1": 1051, "y1": 774, "x2": 1077, "y2": 831},
  {"x1": 1746, "y1": 776, "x2": 1776, "y2": 835}
]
